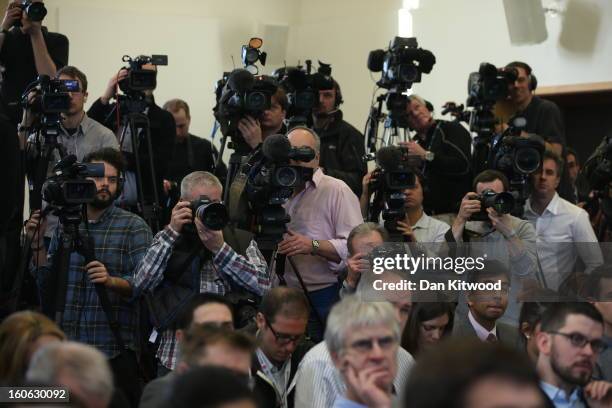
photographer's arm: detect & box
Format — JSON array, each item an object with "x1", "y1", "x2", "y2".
[
  {"x1": 359, "y1": 171, "x2": 374, "y2": 218},
  {"x1": 23, "y1": 19, "x2": 56, "y2": 77}
]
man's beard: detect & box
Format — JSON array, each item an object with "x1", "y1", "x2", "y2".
[
  {"x1": 550, "y1": 345, "x2": 592, "y2": 387},
  {"x1": 90, "y1": 189, "x2": 115, "y2": 210}
]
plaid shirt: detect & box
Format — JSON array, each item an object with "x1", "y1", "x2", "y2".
[
  {"x1": 32, "y1": 205, "x2": 152, "y2": 358},
  {"x1": 132, "y1": 226, "x2": 271, "y2": 369}
]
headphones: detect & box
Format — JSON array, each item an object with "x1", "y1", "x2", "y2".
[
  {"x1": 116, "y1": 172, "x2": 125, "y2": 197},
  {"x1": 529, "y1": 73, "x2": 538, "y2": 91},
  {"x1": 332, "y1": 79, "x2": 344, "y2": 108},
  {"x1": 506, "y1": 61, "x2": 537, "y2": 91}
]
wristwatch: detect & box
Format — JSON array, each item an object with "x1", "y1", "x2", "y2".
[
  {"x1": 424, "y1": 150, "x2": 435, "y2": 162},
  {"x1": 311, "y1": 239, "x2": 320, "y2": 255}
]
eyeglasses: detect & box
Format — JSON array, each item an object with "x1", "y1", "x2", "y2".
[
  {"x1": 548, "y1": 331, "x2": 608, "y2": 354},
  {"x1": 348, "y1": 335, "x2": 398, "y2": 353},
  {"x1": 265, "y1": 318, "x2": 303, "y2": 346}
]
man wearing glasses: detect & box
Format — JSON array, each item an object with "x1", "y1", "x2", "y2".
[
  {"x1": 253, "y1": 287, "x2": 311, "y2": 408},
  {"x1": 536, "y1": 302, "x2": 612, "y2": 407}
]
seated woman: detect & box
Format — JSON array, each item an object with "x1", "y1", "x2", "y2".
[{"x1": 402, "y1": 302, "x2": 454, "y2": 358}]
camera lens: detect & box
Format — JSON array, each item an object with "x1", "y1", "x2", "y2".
[
  {"x1": 515, "y1": 147, "x2": 541, "y2": 174},
  {"x1": 245, "y1": 48, "x2": 259, "y2": 64},
  {"x1": 483, "y1": 191, "x2": 515, "y2": 215},
  {"x1": 274, "y1": 167, "x2": 298, "y2": 187},
  {"x1": 246, "y1": 91, "x2": 267, "y2": 111},
  {"x1": 25, "y1": 2, "x2": 47, "y2": 21},
  {"x1": 195, "y1": 202, "x2": 229, "y2": 231}
]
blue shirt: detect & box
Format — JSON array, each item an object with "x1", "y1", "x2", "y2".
[
  {"x1": 32, "y1": 205, "x2": 152, "y2": 358},
  {"x1": 332, "y1": 397, "x2": 368, "y2": 408},
  {"x1": 541, "y1": 381, "x2": 586, "y2": 408}
]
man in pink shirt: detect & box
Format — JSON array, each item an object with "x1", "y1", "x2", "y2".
[{"x1": 277, "y1": 126, "x2": 363, "y2": 340}]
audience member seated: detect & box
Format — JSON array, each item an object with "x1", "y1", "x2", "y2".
[
  {"x1": 0, "y1": 310, "x2": 65, "y2": 386},
  {"x1": 519, "y1": 301, "x2": 551, "y2": 365},
  {"x1": 26, "y1": 341, "x2": 114, "y2": 408},
  {"x1": 535, "y1": 303, "x2": 612, "y2": 407},
  {"x1": 167, "y1": 365, "x2": 257, "y2": 408},
  {"x1": 403, "y1": 339, "x2": 552, "y2": 408},
  {"x1": 139, "y1": 325, "x2": 255, "y2": 408},
  {"x1": 253, "y1": 287, "x2": 312, "y2": 408},
  {"x1": 401, "y1": 302, "x2": 454, "y2": 359},
  {"x1": 452, "y1": 261, "x2": 520, "y2": 349}
]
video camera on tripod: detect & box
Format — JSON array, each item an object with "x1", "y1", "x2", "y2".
[
  {"x1": 116, "y1": 54, "x2": 168, "y2": 114},
  {"x1": 272, "y1": 60, "x2": 335, "y2": 129},
  {"x1": 365, "y1": 37, "x2": 436, "y2": 152},
  {"x1": 366, "y1": 145, "x2": 417, "y2": 240}
]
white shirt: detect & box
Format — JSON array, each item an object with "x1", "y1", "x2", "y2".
[
  {"x1": 468, "y1": 310, "x2": 498, "y2": 342},
  {"x1": 524, "y1": 193, "x2": 602, "y2": 290},
  {"x1": 293, "y1": 341, "x2": 414, "y2": 408},
  {"x1": 412, "y1": 212, "x2": 450, "y2": 243}
]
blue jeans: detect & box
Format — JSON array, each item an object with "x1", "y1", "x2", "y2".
[{"x1": 306, "y1": 283, "x2": 341, "y2": 342}]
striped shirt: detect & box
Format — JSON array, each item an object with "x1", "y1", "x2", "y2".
[
  {"x1": 32, "y1": 205, "x2": 152, "y2": 358},
  {"x1": 132, "y1": 226, "x2": 271, "y2": 369},
  {"x1": 293, "y1": 341, "x2": 415, "y2": 408}
]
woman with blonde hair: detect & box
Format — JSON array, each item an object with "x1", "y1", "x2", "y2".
[{"x1": 0, "y1": 311, "x2": 65, "y2": 385}]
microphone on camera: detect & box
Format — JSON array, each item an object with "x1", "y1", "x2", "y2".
[
  {"x1": 227, "y1": 69, "x2": 254, "y2": 93},
  {"x1": 376, "y1": 146, "x2": 402, "y2": 170},
  {"x1": 262, "y1": 134, "x2": 292, "y2": 161}
]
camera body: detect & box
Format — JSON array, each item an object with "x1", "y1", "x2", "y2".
[
  {"x1": 274, "y1": 60, "x2": 334, "y2": 128},
  {"x1": 189, "y1": 196, "x2": 229, "y2": 231},
  {"x1": 469, "y1": 189, "x2": 516, "y2": 222},
  {"x1": 42, "y1": 155, "x2": 104, "y2": 208},
  {"x1": 367, "y1": 37, "x2": 436, "y2": 90},
  {"x1": 21, "y1": 75, "x2": 79, "y2": 115},
  {"x1": 490, "y1": 133, "x2": 546, "y2": 179},
  {"x1": 119, "y1": 54, "x2": 168, "y2": 94},
  {"x1": 467, "y1": 63, "x2": 518, "y2": 107},
  {"x1": 12, "y1": 0, "x2": 47, "y2": 27}
]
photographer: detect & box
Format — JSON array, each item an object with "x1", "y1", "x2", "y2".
[
  {"x1": 0, "y1": 0, "x2": 68, "y2": 125},
  {"x1": 447, "y1": 169, "x2": 538, "y2": 324},
  {"x1": 236, "y1": 83, "x2": 287, "y2": 151},
  {"x1": 278, "y1": 127, "x2": 363, "y2": 340},
  {"x1": 400, "y1": 94, "x2": 472, "y2": 224},
  {"x1": 26, "y1": 147, "x2": 153, "y2": 406},
  {"x1": 88, "y1": 62, "x2": 175, "y2": 223},
  {"x1": 163, "y1": 98, "x2": 227, "y2": 196},
  {"x1": 312, "y1": 79, "x2": 366, "y2": 198},
  {"x1": 131, "y1": 171, "x2": 271, "y2": 373}
]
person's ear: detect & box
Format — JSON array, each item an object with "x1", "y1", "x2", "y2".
[
  {"x1": 535, "y1": 331, "x2": 551, "y2": 356},
  {"x1": 256, "y1": 312, "x2": 265, "y2": 331}
]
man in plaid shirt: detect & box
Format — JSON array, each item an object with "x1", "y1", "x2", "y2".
[
  {"x1": 27, "y1": 148, "x2": 152, "y2": 406},
  {"x1": 131, "y1": 171, "x2": 271, "y2": 375}
]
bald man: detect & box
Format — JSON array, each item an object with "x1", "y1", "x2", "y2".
[{"x1": 277, "y1": 127, "x2": 363, "y2": 341}]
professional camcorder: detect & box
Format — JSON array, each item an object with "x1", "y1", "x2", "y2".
[
  {"x1": 21, "y1": 75, "x2": 79, "y2": 115},
  {"x1": 467, "y1": 63, "x2": 518, "y2": 106},
  {"x1": 42, "y1": 155, "x2": 104, "y2": 224},
  {"x1": 12, "y1": 0, "x2": 47, "y2": 27},
  {"x1": 469, "y1": 189, "x2": 516, "y2": 222},
  {"x1": 119, "y1": 54, "x2": 168, "y2": 94},
  {"x1": 367, "y1": 145, "x2": 417, "y2": 238},
  {"x1": 273, "y1": 60, "x2": 334, "y2": 128}
]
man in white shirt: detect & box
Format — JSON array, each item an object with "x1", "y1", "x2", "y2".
[{"x1": 524, "y1": 150, "x2": 602, "y2": 290}]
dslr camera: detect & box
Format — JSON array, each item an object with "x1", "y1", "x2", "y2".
[
  {"x1": 42, "y1": 155, "x2": 104, "y2": 223},
  {"x1": 188, "y1": 196, "x2": 229, "y2": 231},
  {"x1": 469, "y1": 189, "x2": 516, "y2": 222},
  {"x1": 11, "y1": 0, "x2": 47, "y2": 27}
]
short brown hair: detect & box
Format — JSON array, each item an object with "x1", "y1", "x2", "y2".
[
  {"x1": 543, "y1": 149, "x2": 564, "y2": 176},
  {"x1": 473, "y1": 169, "x2": 510, "y2": 192},
  {"x1": 83, "y1": 148, "x2": 126, "y2": 175},
  {"x1": 259, "y1": 287, "x2": 310, "y2": 323},
  {"x1": 56, "y1": 65, "x2": 88, "y2": 92},
  {"x1": 179, "y1": 325, "x2": 254, "y2": 366},
  {"x1": 272, "y1": 87, "x2": 288, "y2": 112},
  {"x1": 163, "y1": 98, "x2": 191, "y2": 119}
]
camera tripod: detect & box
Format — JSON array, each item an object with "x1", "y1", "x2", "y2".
[{"x1": 110, "y1": 99, "x2": 162, "y2": 232}]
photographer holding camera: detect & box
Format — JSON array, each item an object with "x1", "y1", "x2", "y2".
[
  {"x1": 88, "y1": 60, "x2": 175, "y2": 226},
  {"x1": 131, "y1": 171, "x2": 271, "y2": 374},
  {"x1": 26, "y1": 147, "x2": 152, "y2": 406},
  {"x1": 277, "y1": 127, "x2": 363, "y2": 341},
  {"x1": 0, "y1": 0, "x2": 68, "y2": 125},
  {"x1": 400, "y1": 94, "x2": 472, "y2": 224},
  {"x1": 447, "y1": 169, "x2": 539, "y2": 324},
  {"x1": 312, "y1": 79, "x2": 366, "y2": 198}
]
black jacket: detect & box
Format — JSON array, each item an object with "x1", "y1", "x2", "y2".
[
  {"x1": 251, "y1": 342, "x2": 312, "y2": 408},
  {"x1": 315, "y1": 111, "x2": 366, "y2": 197},
  {"x1": 416, "y1": 120, "x2": 472, "y2": 215},
  {"x1": 87, "y1": 97, "x2": 175, "y2": 206},
  {"x1": 166, "y1": 133, "x2": 228, "y2": 187}
]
